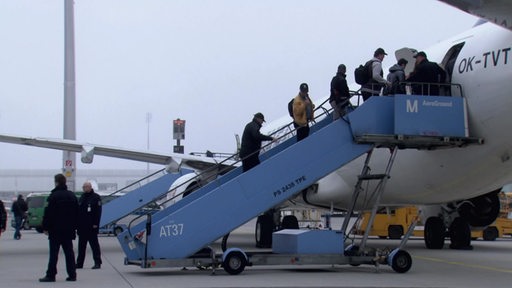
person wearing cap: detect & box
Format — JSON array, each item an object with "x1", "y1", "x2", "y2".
[
  {"x1": 361, "y1": 48, "x2": 392, "y2": 101},
  {"x1": 407, "y1": 51, "x2": 447, "y2": 96},
  {"x1": 239, "y1": 113, "x2": 275, "y2": 172},
  {"x1": 330, "y1": 64, "x2": 350, "y2": 120},
  {"x1": 293, "y1": 83, "x2": 315, "y2": 141},
  {"x1": 386, "y1": 58, "x2": 408, "y2": 95}
]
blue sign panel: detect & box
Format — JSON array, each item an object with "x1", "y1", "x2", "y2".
[
  {"x1": 394, "y1": 95, "x2": 467, "y2": 137},
  {"x1": 349, "y1": 97, "x2": 395, "y2": 136}
]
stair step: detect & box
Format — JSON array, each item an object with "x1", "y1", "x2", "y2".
[{"x1": 358, "y1": 174, "x2": 388, "y2": 180}]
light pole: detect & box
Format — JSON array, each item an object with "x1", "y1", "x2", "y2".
[{"x1": 146, "y1": 112, "x2": 152, "y2": 175}]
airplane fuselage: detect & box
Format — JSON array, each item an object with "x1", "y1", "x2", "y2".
[{"x1": 302, "y1": 23, "x2": 512, "y2": 210}]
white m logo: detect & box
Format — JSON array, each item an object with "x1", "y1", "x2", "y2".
[{"x1": 406, "y1": 100, "x2": 418, "y2": 113}]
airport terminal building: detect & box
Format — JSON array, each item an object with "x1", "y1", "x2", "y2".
[{"x1": 0, "y1": 169, "x2": 154, "y2": 201}]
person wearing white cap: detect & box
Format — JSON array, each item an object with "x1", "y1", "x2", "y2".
[{"x1": 360, "y1": 48, "x2": 392, "y2": 101}]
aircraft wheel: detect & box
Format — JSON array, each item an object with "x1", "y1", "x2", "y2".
[
  {"x1": 449, "y1": 217, "x2": 472, "y2": 249},
  {"x1": 281, "y1": 215, "x2": 299, "y2": 229},
  {"x1": 255, "y1": 214, "x2": 273, "y2": 248},
  {"x1": 223, "y1": 251, "x2": 247, "y2": 275},
  {"x1": 424, "y1": 217, "x2": 445, "y2": 249},
  {"x1": 390, "y1": 250, "x2": 412, "y2": 273},
  {"x1": 482, "y1": 226, "x2": 498, "y2": 241}
]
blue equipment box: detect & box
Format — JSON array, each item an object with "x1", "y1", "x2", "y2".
[
  {"x1": 272, "y1": 229, "x2": 344, "y2": 254},
  {"x1": 349, "y1": 95, "x2": 468, "y2": 138}
]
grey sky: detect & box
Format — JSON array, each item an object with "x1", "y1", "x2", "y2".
[{"x1": 0, "y1": 0, "x2": 478, "y2": 170}]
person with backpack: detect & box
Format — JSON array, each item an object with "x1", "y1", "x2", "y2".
[
  {"x1": 407, "y1": 51, "x2": 447, "y2": 96},
  {"x1": 239, "y1": 113, "x2": 275, "y2": 172},
  {"x1": 360, "y1": 48, "x2": 392, "y2": 101},
  {"x1": 292, "y1": 83, "x2": 315, "y2": 142},
  {"x1": 330, "y1": 64, "x2": 350, "y2": 120},
  {"x1": 386, "y1": 58, "x2": 408, "y2": 95},
  {"x1": 11, "y1": 194, "x2": 28, "y2": 240}
]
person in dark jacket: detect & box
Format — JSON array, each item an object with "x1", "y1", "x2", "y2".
[
  {"x1": 39, "y1": 174, "x2": 79, "y2": 282},
  {"x1": 11, "y1": 194, "x2": 28, "y2": 240},
  {"x1": 239, "y1": 113, "x2": 275, "y2": 172},
  {"x1": 330, "y1": 64, "x2": 350, "y2": 120},
  {"x1": 407, "y1": 51, "x2": 447, "y2": 95},
  {"x1": 386, "y1": 58, "x2": 408, "y2": 95},
  {"x1": 0, "y1": 200, "x2": 6, "y2": 238},
  {"x1": 76, "y1": 181, "x2": 102, "y2": 269}
]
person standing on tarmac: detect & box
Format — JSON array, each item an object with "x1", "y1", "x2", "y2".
[
  {"x1": 76, "y1": 181, "x2": 102, "y2": 270},
  {"x1": 239, "y1": 113, "x2": 275, "y2": 172},
  {"x1": 0, "y1": 199, "x2": 7, "y2": 238},
  {"x1": 11, "y1": 194, "x2": 28, "y2": 240},
  {"x1": 39, "y1": 174, "x2": 79, "y2": 282}
]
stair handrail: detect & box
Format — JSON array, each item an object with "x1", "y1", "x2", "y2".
[{"x1": 124, "y1": 92, "x2": 359, "y2": 235}]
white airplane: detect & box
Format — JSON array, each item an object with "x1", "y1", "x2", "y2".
[{"x1": 1, "y1": 0, "x2": 512, "y2": 251}]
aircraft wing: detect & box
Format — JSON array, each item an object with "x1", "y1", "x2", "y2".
[
  {"x1": 0, "y1": 133, "x2": 239, "y2": 173},
  {"x1": 439, "y1": 0, "x2": 512, "y2": 30}
]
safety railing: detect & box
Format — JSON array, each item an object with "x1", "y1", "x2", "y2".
[{"x1": 124, "y1": 93, "x2": 351, "y2": 235}]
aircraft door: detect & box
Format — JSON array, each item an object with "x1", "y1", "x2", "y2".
[
  {"x1": 440, "y1": 43, "x2": 465, "y2": 83},
  {"x1": 394, "y1": 47, "x2": 418, "y2": 76}
]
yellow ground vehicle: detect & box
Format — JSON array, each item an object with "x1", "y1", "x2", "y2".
[
  {"x1": 471, "y1": 192, "x2": 512, "y2": 241},
  {"x1": 355, "y1": 192, "x2": 512, "y2": 240},
  {"x1": 354, "y1": 206, "x2": 420, "y2": 239}
]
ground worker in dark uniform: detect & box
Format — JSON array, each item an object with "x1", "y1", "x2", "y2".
[
  {"x1": 239, "y1": 112, "x2": 275, "y2": 172},
  {"x1": 76, "y1": 181, "x2": 102, "y2": 270},
  {"x1": 39, "y1": 174, "x2": 79, "y2": 282}
]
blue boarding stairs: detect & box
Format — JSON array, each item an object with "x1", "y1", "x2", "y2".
[
  {"x1": 116, "y1": 95, "x2": 482, "y2": 268},
  {"x1": 99, "y1": 168, "x2": 194, "y2": 230}
]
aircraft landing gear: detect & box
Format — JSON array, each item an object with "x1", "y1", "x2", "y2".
[
  {"x1": 449, "y1": 217, "x2": 473, "y2": 250},
  {"x1": 424, "y1": 216, "x2": 445, "y2": 249}
]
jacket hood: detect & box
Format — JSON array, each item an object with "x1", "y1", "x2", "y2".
[{"x1": 388, "y1": 64, "x2": 404, "y2": 73}]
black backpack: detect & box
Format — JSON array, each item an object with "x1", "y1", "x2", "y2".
[
  {"x1": 354, "y1": 60, "x2": 374, "y2": 85},
  {"x1": 288, "y1": 98, "x2": 294, "y2": 118}
]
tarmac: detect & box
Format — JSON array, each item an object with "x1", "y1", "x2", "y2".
[{"x1": 1, "y1": 222, "x2": 512, "y2": 288}]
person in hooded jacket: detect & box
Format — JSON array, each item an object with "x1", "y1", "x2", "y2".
[
  {"x1": 39, "y1": 174, "x2": 79, "y2": 282},
  {"x1": 386, "y1": 58, "x2": 408, "y2": 95},
  {"x1": 76, "y1": 181, "x2": 102, "y2": 270}
]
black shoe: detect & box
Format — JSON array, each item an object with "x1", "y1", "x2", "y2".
[
  {"x1": 39, "y1": 276, "x2": 55, "y2": 282},
  {"x1": 91, "y1": 264, "x2": 101, "y2": 269},
  {"x1": 66, "y1": 277, "x2": 77, "y2": 282},
  {"x1": 76, "y1": 265, "x2": 83, "y2": 269}
]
